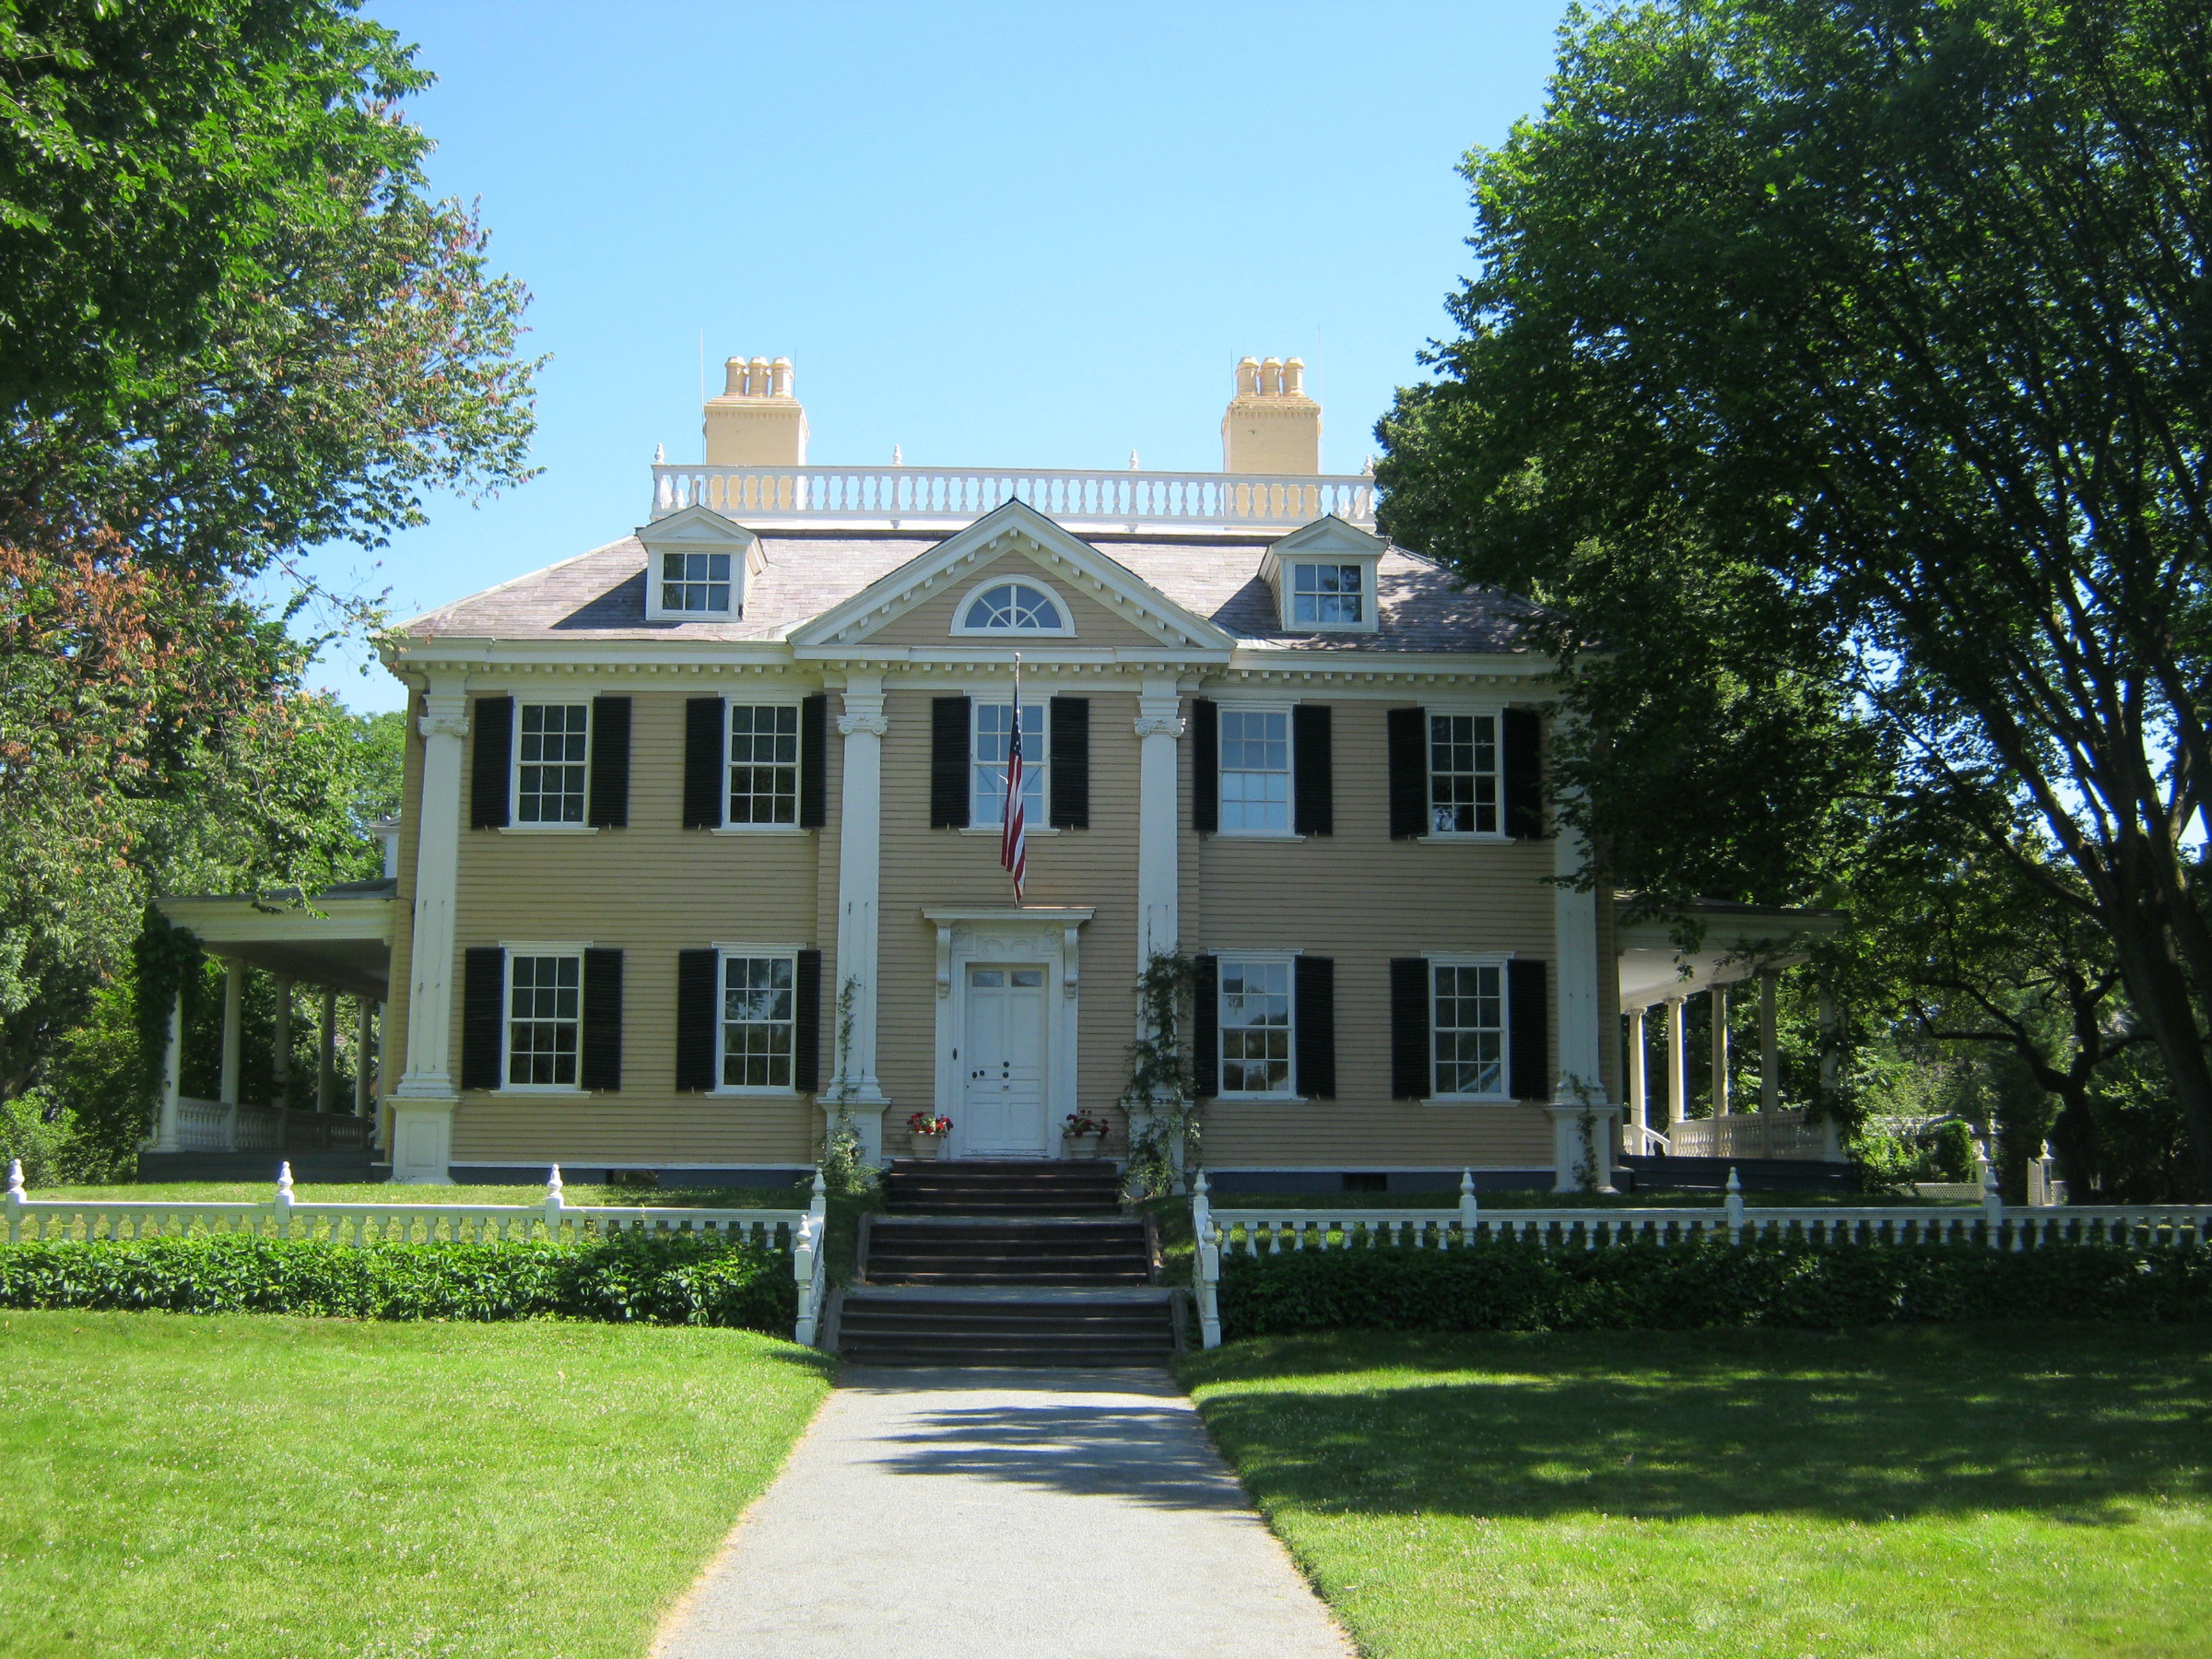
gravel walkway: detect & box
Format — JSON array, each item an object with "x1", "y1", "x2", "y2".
[{"x1": 651, "y1": 1367, "x2": 1354, "y2": 1659}]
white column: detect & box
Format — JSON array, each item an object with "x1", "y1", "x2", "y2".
[
  {"x1": 354, "y1": 997, "x2": 374, "y2": 1115},
  {"x1": 316, "y1": 988, "x2": 337, "y2": 1112},
  {"x1": 272, "y1": 974, "x2": 293, "y2": 1111},
  {"x1": 1626, "y1": 1006, "x2": 1648, "y2": 1144},
  {"x1": 1664, "y1": 996, "x2": 1686, "y2": 1129},
  {"x1": 1547, "y1": 1102, "x2": 1621, "y2": 1194},
  {"x1": 1134, "y1": 679, "x2": 1184, "y2": 970},
  {"x1": 372, "y1": 1000, "x2": 389, "y2": 1150},
  {"x1": 1711, "y1": 984, "x2": 1730, "y2": 1116},
  {"x1": 149, "y1": 987, "x2": 184, "y2": 1151},
  {"x1": 1818, "y1": 984, "x2": 1844, "y2": 1161},
  {"x1": 831, "y1": 676, "x2": 890, "y2": 1162},
  {"x1": 1759, "y1": 971, "x2": 1779, "y2": 1114},
  {"x1": 219, "y1": 962, "x2": 242, "y2": 1105},
  {"x1": 392, "y1": 676, "x2": 468, "y2": 1182},
  {"x1": 1551, "y1": 821, "x2": 1606, "y2": 1104}
]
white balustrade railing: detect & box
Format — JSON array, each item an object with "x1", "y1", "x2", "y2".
[
  {"x1": 650, "y1": 464, "x2": 1378, "y2": 528},
  {"x1": 4, "y1": 1160, "x2": 832, "y2": 1347},
  {"x1": 175, "y1": 1098, "x2": 229, "y2": 1152},
  {"x1": 1669, "y1": 1110, "x2": 1830, "y2": 1160},
  {"x1": 1187, "y1": 1168, "x2": 2212, "y2": 1348}
]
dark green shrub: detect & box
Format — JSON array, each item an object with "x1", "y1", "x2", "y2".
[
  {"x1": 0, "y1": 1233, "x2": 796, "y2": 1333},
  {"x1": 1930, "y1": 1121, "x2": 1978, "y2": 1183},
  {"x1": 1218, "y1": 1239, "x2": 2212, "y2": 1341}
]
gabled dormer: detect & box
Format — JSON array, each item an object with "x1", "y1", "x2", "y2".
[
  {"x1": 1260, "y1": 515, "x2": 1387, "y2": 633},
  {"x1": 637, "y1": 504, "x2": 760, "y2": 622}
]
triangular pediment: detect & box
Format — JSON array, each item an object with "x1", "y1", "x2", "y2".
[
  {"x1": 788, "y1": 500, "x2": 1236, "y2": 652},
  {"x1": 635, "y1": 503, "x2": 757, "y2": 554}
]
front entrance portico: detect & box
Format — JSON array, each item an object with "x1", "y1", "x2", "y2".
[{"x1": 925, "y1": 908, "x2": 1091, "y2": 1161}]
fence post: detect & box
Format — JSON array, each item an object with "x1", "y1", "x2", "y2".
[
  {"x1": 1978, "y1": 1144, "x2": 2005, "y2": 1245},
  {"x1": 1724, "y1": 1166, "x2": 1745, "y2": 1242},
  {"x1": 5, "y1": 1159, "x2": 22, "y2": 1244},
  {"x1": 543, "y1": 1165, "x2": 566, "y2": 1241},
  {"x1": 1192, "y1": 1171, "x2": 1222, "y2": 1349},
  {"x1": 1458, "y1": 1170, "x2": 1478, "y2": 1243},
  {"x1": 274, "y1": 1163, "x2": 296, "y2": 1239},
  {"x1": 793, "y1": 1171, "x2": 829, "y2": 1347}
]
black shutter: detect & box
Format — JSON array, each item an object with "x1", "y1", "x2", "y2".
[
  {"x1": 1292, "y1": 703, "x2": 1333, "y2": 836},
  {"x1": 1390, "y1": 957, "x2": 1430, "y2": 1100},
  {"x1": 798, "y1": 695, "x2": 828, "y2": 829},
  {"x1": 461, "y1": 947, "x2": 506, "y2": 1091},
  {"x1": 1295, "y1": 955, "x2": 1335, "y2": 1099},
  {"x1": 683, "y1": 698, "x2": 725, "y2": 829},
  {"x1": 1192, "y1": 954, "x2": 1219, "y2": 1098},
  {"x1": 676, "y1": 948, "x2": 718, "y2": 1091},
  {"x1": 1387, "y1": 707, "x2": 1427, "y2": 840},
  {"x1": 470, "y1": 697, "x2": 513, "y2": 830},
  {"x1": 1191, "y1": 699, "x2": 1218, "y2": 834},
  {"x1": 1504, "y1": 707, "x2": 1544, "y2": 840},
  {"x1": 587, "y1": 698, "x2": 631, "y2": 829},
  {"x1": 581, "y1": 948, "x2": 623, "y2": 1092},
  {"x1": 1049, "y1": 697, "x2": 1090, "y2": 829},
  {"x1": 931, "y1": 697, "x2": 971, "y2": 829},
  {"x1": 1509, "y1": 958, "x2": 1550, "y2": 1100},
  {"x1": 794, "y1": 947, "x2": 823, "y2": 1093}
]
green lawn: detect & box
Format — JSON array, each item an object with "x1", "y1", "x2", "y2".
[
  {"x1": 0, "y1": 1311, "x2": 834, "y2": 1658},
  {"x1": 1183, "y1": 1324, "x2": 2212, "y2": 1658}
]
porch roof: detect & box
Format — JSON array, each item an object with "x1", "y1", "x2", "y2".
[
  {"x1": 155, "y1": 878, "x2": 395, "y2": 1002},
  {"x1": 1615, "y1": 895, "x2": 1847, "y2": 1008}
]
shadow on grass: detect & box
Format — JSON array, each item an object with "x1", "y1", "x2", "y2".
[{"x1": 1184, "y1": 1324, "x2": 2212, "y2": 1527}]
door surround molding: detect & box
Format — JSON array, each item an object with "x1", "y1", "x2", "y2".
[{"x1": 923, "y1": 908, "x2": 1092, "y2": 1160}]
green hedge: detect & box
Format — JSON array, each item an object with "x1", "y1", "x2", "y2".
[
  {"x1": 0, "y1": 1233, "x2": 796, "y2": 1332},
  {"x1": 1218, "y1": 1239, "x2": 2212, "y2": 1339}
]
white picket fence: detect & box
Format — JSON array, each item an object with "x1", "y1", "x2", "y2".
[
  {"x1": 1188, "y1": 1168, "x2": 2212, "y2": 1349},
  {"x1": 3, "y1": 1161, "x2": 831, "y2": 1347}
]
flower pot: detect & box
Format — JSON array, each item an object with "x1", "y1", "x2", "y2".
[
  {"x1": 908, "y1": 1132, "x2": 947, "y2": 1159},
  {"x1": 1062, "y1": 1136, "x2": 1105, "y2": 1160}
]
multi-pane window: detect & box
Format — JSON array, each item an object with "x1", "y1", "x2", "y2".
[
  {"x1": 507, "y1": 954, "x2": 581, "y2": 1087},
  {"x1": 1433, "y1": 962, "x2": 1506, "y2": 1098},
  {"x1": 960, "y1": 582, "x2": 1064, "y2": 630},
  {"x1": 661, "y1": 551, "x2": 733, "y2": 614},
  {"x1": 516, "y1": 704, "x2": 589, "y2": 824},
  {"x1": 1430, "y1": 713, "x2": 1499, "y2": 835},
  {"x1": 972, "y1": 701, "x2": 1046, "y2": 828},
  {"x1": 1291, "y1": 562, "x2": 1364, "y2": 626},
  {"x1": 1218, "y1": 709, "x2": 1290, "y2": 832},
  {"x1": 728, "y1": 704, "x2": 799, "y2": 824},
  {"x1": 722, "y1": 954, "x2": 795, "y2": 1088},
  {"x1": 1219, "y1": 959, "x2": 1294, "y2": 1095}
]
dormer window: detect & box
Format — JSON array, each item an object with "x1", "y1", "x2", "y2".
[
  {"x1": 661, "y1": 551, "x2": 733, "y2": 614},
  {"x1": 951, "y1": 576, "x2": 1074, "y2": 637},
  {"x1": 1261, "y1": 515, "x2": 1386, "y2": 634},
  {"x1": 1290, "y1": 562, "x2": 1365, "y2": 626}
]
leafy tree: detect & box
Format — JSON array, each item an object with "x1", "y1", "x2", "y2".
[{"x1": 1377, "y1": 0, "x2": 2212, "y2": 1192}]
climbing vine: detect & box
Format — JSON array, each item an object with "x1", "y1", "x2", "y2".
[
  {"x1": 1118, "y1": 951, "x2": 1196, "y2": 1198},
  {"x1": 132, "y1": 907, "x2": 203, "y2": 1125},
  {"x1": 818, "y1": 975, "x2": 874, "y2": 1196}
]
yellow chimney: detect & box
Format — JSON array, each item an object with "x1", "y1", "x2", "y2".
[
  {"x1": 1221, "y1": 354, "x2": 1320, "y2": 474},
  {"x1": 703, "y1": 354, "x2": 807, "y2": 465}
]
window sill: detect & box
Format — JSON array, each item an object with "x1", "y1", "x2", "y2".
[
  {"x1": 710, "y1": 824, "x2": 813, "y2": 837},
  {"x1": 1418, "y1": 832, "x2": 1509, "y2": 844},
  {"x1": 958, "y1": 824, "x2": 1062, "y2": 838},
  {"x1": 1215, "y1": 1091, "x2": 1308, "y2": 1104},
  {"x1": 494, "y1": 1085, "x2": 589, "y2": 1097},
  {"x1": 1212, "y1": 830, "x2": 1304, "y2": 841},
  {"x1": 711, "y1": 1087, "x2": 804, "y2": 1099},
  {"x1": 1421, "y1": 1095, "x2": 1517, "y2": 1107},
  {"x1": 498, "y1": 824, "x2": 599, "y2": 835}
]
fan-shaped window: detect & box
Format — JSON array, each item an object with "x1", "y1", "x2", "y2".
[{"x1": 960, "y1": 582, "x2": 1065, "y2": 632}]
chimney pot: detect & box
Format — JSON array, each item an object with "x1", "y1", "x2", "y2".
[
  {"x1": 1236, "y1": 357, "x2": 1260, "y2": 397},
  {"x1": 770, "y1": 357, "x2": 794, "y2": 398},
  {"x1": 1261, "y1": 357, "x2": 1284, "y2": 396},
  {"x1": 723, "y1": 356, "x2": 747, "y2": 396},
  {"x1": 747, "y1": 356, "x2": 771, "y2": 397},
  {"x1": 1284, "y1": 357, "x2": 1306, "y2": 396}
]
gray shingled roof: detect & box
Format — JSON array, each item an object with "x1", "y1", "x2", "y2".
[{"x1": 401, "y1": 528, "x2": 1538, "y2": 654}]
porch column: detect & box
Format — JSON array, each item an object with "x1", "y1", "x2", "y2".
[
  {"x1": 316, "y1": 987, "x2": 337, "y2": 1112},
  {"x1": 354, "y1": 997, "x2": 375, "y2": 1115},
  {"x1": 1818, "y1": 985, "x2": 1844, "y2": 1161},
  {"x1": 1551, "y1": 818, "x2": 1606, "y2": 1105},
  {"x1": 1134, "y1": 678, "x2": 1183, "y2": 969},
  {"x1": 1626, "y1": 1006, "x2": 1648, "y2": 1145},
  {"x1": 372, "y1": 1000, "x2": 390, "y2": 1149},
  {"x1": 1759, "y1": 971, "x2": 1780, "y2": 1113},
  {"x1": 1710, "y1": 983, "x2": 1730, "y2": 1116},
  {"x1": 272, "y1": 974, "x2": 293, "y2": 1111},
  {"x1": 830, "y1": 675, "x2": 890, "y2": 1162},
  {"x1": 392, "y1": 675, "x2": 469, "y2": 1183},
  {"x1": 220, "y1": 960, "x2": 243, "y2": 1150},
  {"x1": 149, "y1": 986, "x2": 184, "y2": 1151},
  {"x1": 1664, "y1": 995, "x2": 1686, "y2": 1129}
]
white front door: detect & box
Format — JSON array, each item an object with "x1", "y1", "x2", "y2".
[{"x1": 960, "y1": 965, "x2": 1049, "y2": 1157}]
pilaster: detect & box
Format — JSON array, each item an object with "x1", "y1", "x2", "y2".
[
  {"x1": 830, "y1": 676, "x2": 890, "y2": 1159},
  {"x1": 148, "y1": 988, "x2": 183, "y2": 1152},
  {"x1": 1547, "y1": 1102, "x2": 1621, "y2": 1194},
  {"x1": 392, "y1": 674, "x2": 467, "y2": 1182},
  {"x1": 1551, "y1": 819, "x2": 1606, "y2": 1105},
  {"x1": 1134, "y1": 678, "x2": 1184, "y2": 970}
]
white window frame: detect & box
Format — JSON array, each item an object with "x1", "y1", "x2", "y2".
[
  {"x1": 655, "y1": 548, "x2": 736, "y2": 617},
  {"x1": 1288, "y1": 560, "x2": 1370, "y2": 629},
  {"x1": 720, "y1": 699, "x2": 805, "y2": 832},
  {"x1": 1214, "y1": 701, "x2": 1298, "y2": 839},
  {"x1": 712, "y1": 943, "x2": 803, "y2": 1097},
  {"x1": 1215, "y1": 952, "x2": 1300, "y2": 1101},
  {"x1": 500, "y1": 942, "x2": 587, "y2": 1094},
  {"x1": 949, "y1": 575, "x2": 1077, "y2": 638},
  {"x1": 968, "y1": 697, "x2": 1052, "y2": 833},
  {"x1": 1422, "y1": 709, "x2": 1506, "y2": 841},
  {"x1": 1426, "y1": 953, "x2": 1512, "y2": 1103},
  {"x1": 509, "y1": 701, "x2": 594, "y2": 832}
]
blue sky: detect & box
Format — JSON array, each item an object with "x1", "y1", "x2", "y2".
[{"x1": 312, "y1": 1, "x2": 1571, "y2": 711}]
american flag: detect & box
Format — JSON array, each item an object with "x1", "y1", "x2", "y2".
[{"x1": 1001, "y1": 661, "x2": 1027, "y2": 903}]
